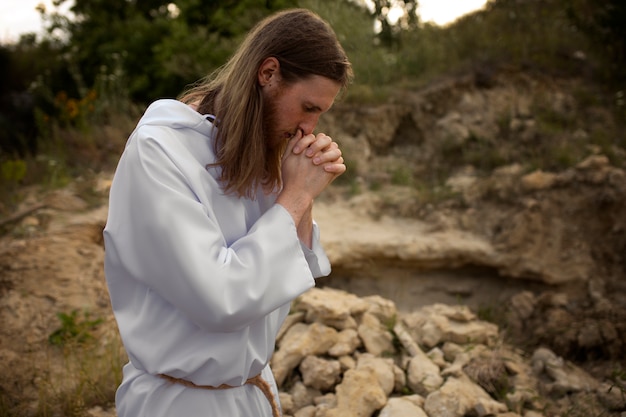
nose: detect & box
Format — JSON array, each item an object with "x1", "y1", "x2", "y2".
[{"x1": 299, "y1": 114, "x2": 320, "y2": 136}]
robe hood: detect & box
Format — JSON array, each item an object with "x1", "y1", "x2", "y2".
[{"x1": 134, "y1": 99, "x2": 215, "y2": 138}]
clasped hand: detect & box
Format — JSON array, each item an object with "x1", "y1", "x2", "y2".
[{"x1": 281, "y1": 130, "x2": 346, "y2": 200}]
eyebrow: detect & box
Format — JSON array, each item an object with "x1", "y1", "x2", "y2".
[{"x1": 305, "y1": 102, "x2": 323, "y2": 112}]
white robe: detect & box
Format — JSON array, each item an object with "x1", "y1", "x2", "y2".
[{"x1": 103, "y1": 99, "x2": 331, "y2": 417}]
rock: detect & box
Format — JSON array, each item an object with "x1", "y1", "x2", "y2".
[
  {"x1": 289, "y1": 381, "x2": 321, "y2": 410},
  {"x1": 279, "y1": 392, "x2": 295, "y2": 415},
  {"x1": 402, "y1": 304, "x2": 499, "y2": 348},
  {"x1": 328, "y1": 328, "x2": 361, "y2": 357},
  {"x1": 521, "y1": 170, "x2": 557, "y2": 191},
  {"x1": 393, "y1": 322, "x2": 422, "y2": 357},
  {"x1": 355, "y1": 353, "x2": 396, "y2": 396},
  {"x1": 424, "y1": 375, "x2": 508, "y2": 417},
  {"x1": 442, "y1": 344, "x2": 489, "y2": 378},
  {"x1": 362, "y1": 294, "x2": 398, "y2": 324},
  {"x1": 299, "y1": 356, "x2": 342, "y2": 391},
  {"x1": 508, "y1": 291, "x2": 536, "y2": 321},
  {"x1": 272, "y1": 322, "x2": 339, "y2": 386},
  {"x1": 357, "y1": 312, "x2": 395, "y2": 356},
  {"x1": 597, "y1": 382, "x2": 626, "y2": 411},
  {"x1": 531, "y1": 347, "x2": 600, "y2": 395},
  {"x1": 392, "y1": 362, "x2": 407, "y2": 393},
  {"x1": 426, "y1": 347, "x2": 447, "y2": 368},
  {"x1": 407, "y1": 352, "x2": 444, "y2": 395},
  {"x1": 576, "y1": 154, "x2": 609, "y2": 170},
  {"x1": 294, "y1": 405, "x2": 316, "y2": 417},
  {"x1": 436, "y1": 111, "x2": 471, "y2": 145},
  {"x1": 379, "y1": 396, "x2": 428, "y2": 417},
  {"x1": 295, "y1": 287, "x2": 368, "y2": 330},
  {"x1": 338, "y1": 355, "x2": 356, "y2": 371},
  {"x1": 314, "y1": 392, "x2": 337, "y2": 407},
  {"x1": 326, "y1": 367, "x2": 388, "y2": 417},
  {"x1": 277, "y1": 311, "x2": 305, "y2": 342}
]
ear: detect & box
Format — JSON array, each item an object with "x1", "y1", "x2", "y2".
[{"x1": 258, "y1": 57, "x2": 280, "y2": 87}]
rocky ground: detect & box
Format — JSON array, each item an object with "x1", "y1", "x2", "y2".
[
  {"x1": 1, "y1": 69, "x2": 625, "y2": 416},
  {"x1": 0, "y1": 169, "x2": 624, "y2": 417}
]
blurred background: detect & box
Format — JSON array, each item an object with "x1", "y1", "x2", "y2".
[{"x1": 0, "y1": 0, "x2": 624, "y2": 214}]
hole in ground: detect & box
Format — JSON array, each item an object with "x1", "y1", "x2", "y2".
[{"x1": 317, "y1": 264, "x2": 552, "y2": 313}]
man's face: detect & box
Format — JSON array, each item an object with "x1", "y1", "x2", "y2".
[{"x1": 263, "y1": 74, "x2": 341, "y2": 148}]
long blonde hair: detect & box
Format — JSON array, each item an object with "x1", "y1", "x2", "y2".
[{"x1": 179, "y1": 9, "x2": 353, "y2": 198}]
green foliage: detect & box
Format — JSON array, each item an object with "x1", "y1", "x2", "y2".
[
  {"x1": 0, "y1": 160, "x2": 27, "y2": 183},
  {"x1": 440, "y1": 132, "x2": 507, "y2": 174},
  {"x1": 29, "y1": 333, "x2": 126, "y2": 417},
  {"x1": 400, "y1": 385, "x2": 415, "y2": 395},
  {"x1": 48, "y1": 310, "x2": 104, "y2": 346},
  {"x1": 563, "y1": 0, "x2": 626, "y2": 84},
  {"x1": 41, "y1": 0, "x2": 299, "y2": 102},
  {"x1": 390, "y1": 165, "x2": 413, "y2": 186},
  {"x1": 0, "y1": 0, "x2": 623, "y2": 216},
  {"x1": 369, "y1": 0, "x2": 419, "y2": 46},
  {"x1": 608, "y1": 367, "x2": 626, "y2": 398},
  {"x1": 415, "y1": 182, "x2": 459, "y2": 206},
  {"x1": 299, "y1": 0, "x2": 389, "y2": 91}
]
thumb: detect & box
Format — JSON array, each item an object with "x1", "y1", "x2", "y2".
[{"x1": 282, "y1": 129, "x2": 303, "y2": 162}]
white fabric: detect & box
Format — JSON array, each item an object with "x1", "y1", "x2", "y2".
[{"x1": 103, "y1": 99, "x2": 331, "y2": 417}]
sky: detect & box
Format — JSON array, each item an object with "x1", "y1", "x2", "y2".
[{"x1": 0, "y1": 0, "x2": 489, "y2": 44}]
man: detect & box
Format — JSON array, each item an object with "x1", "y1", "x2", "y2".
[{"x1": 103, "y1": 8, "x2": 352, "y2": 417}]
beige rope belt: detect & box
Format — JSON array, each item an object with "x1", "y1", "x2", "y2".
[{"x1": 158, "y1": 373, "x2": 280, "y2": 417}]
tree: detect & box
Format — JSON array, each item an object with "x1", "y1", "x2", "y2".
[
  {"x1": 562, "y1": 0, "x2": 626, "y2": 83},
  {"x1": 369, "y1": 0, "x2": 419, "y2": 46},
  {"x1": 41, "y1": 0, "x2": 299, "y2": 103}
]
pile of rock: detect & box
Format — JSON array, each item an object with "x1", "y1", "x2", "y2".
[{"x1": 272, "y1": 287, "x2": 625, "y2": 417}]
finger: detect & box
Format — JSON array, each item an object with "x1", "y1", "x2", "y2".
[
  {"x1": 323, "y1": 160, "x2": 347, "y2": 174},
  {"x1": 292, "y1": 131, "x2": 316, "y2": 154},
  {"x1": 305, "y1": 134, "x2": 333, "y2": 157},
  {"x1": 283, "y1": 130, "x2": 303, "y2": 162},
  {"x1": 312, "y1": 148, "x2": 342, "y2": 165}
]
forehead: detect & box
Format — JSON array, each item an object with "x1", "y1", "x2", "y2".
[{"x1": 284, "y1": 75, "x2": 341, "y2": 111}]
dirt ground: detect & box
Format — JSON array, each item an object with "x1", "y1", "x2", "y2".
[{"x1": 1, "y1": 173, "x2": 624, "y2": 413}]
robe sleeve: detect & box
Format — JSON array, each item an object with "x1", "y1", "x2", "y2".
[
  {"x1": 300, "y1": 222, "x2": 331, "y2": 278},
  {"x1": 104, "y1": 128, "x2": 317, "y2": 333}
]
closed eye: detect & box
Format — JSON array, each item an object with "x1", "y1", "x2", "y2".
[{"x1": 304, "y1": 104, "x2": 322, "y2": 113}]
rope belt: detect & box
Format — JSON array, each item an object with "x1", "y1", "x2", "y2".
[{"x1": 158, "y1": 373, "x2": 280, "y2": 417}]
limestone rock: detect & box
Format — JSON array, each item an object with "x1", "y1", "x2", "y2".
[
  {"x1": 289, "y1": 381, "x2": 322, "y2": 410},
  {"x1": 272, "y1": 322, "x2": 339, "y2": 386},
  {"x1": 403, "y1": 304, "x2": 498, "y2": 348},
  {"x1": 424, "y1": 375, "x2": 508, "y2": 417},
  {"x1": 379, "y1": 396, "x2": 428, "y2": 417},
  {"x1": 356, "y1": 353, "x2": 396, "y2": 396},
  {"x1": 299, "y1": 355, "x2": 342, "y2": 391},
  {"x1": 357, "y1": 312, "x2": 395, "y2": 356},
  {"x1": 295, "y1": 287, "x2": 368, "y2": 330},
  {"x1": 407, "y1": 352, "x2": 444, "y2": 395},
  {"x1": 328, "y1": 328, "x2": 361, "y2": 357},
  {"x1": 326, "y1": 368, "x2": 387, "y2": 417}
]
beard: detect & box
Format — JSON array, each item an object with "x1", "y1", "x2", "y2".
[
  {"x1": 261, "y1": 93, "x2": 290, "y2": 188},
  {"x1": 262, "y1": 95, "x2": 293, "y2": 169},
  {"x1": 262, "y1": 95, "x2": 280, "y2": 149}
]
